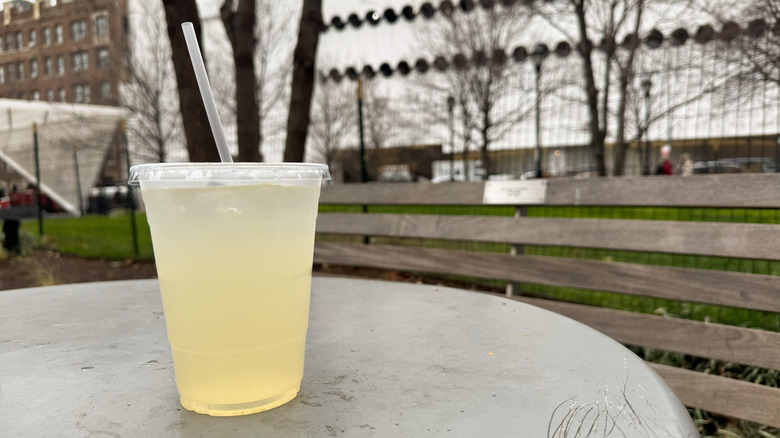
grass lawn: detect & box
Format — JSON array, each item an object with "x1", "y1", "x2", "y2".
[{"x1": 21, "y1": 211, "x2": 154, "y2": 260}]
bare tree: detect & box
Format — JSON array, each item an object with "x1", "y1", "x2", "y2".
[
  {"x1": 284, "y1": 0, "x2": 322, "y2": 163},
  {"x1": 308, "y1": 80, "x2": 354, "y2": 168},
  {"x1": 161, "y1": 0, "x2": 220, "y2": 162},
  {"x1": 416, "y1": 5, "x2": 532, "y2": 176},
  {"x1": 123, "y1": 0, "x2": 182, "y2": 163},
  {"x1": 531, "y1": 0, "x2": 651, "y2": 176},
  {"x1": 716, "y1": 0, "x2": 780, "y2": 86},
  {"x1": 609, "y1": 0, "x2": 645, "y2": 175},
  {"x1": 362, "y1": 80, "x2": 395, "y2": 151},
  {"x1": 255, "y1": 1, "x2": 296, "y2": 151}
]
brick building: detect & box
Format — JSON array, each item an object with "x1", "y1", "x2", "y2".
[{"x1": 0, "y1": 0, "x2": 128, "y2": 106}]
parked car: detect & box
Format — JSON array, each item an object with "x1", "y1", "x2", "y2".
[
  {"x1": 88, "y1": 186, "x2": 130, "y2": 214},
  {"x1": 8, "y1": 188, "x2": 62, "y2": 213},
  {"x1": 693, "y1": 158, "x2": 776, "y2": 174}
]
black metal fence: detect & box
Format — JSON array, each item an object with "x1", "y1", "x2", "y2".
[{"x1": 295, "y1": 11, "x2": 780, "y2": 182}]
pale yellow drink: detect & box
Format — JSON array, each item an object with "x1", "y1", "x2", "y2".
[{"x1": 131, "y1": 163, "x2": 327, "y2": 416}]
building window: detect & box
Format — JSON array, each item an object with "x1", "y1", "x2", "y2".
[
  {"x1": 0, "y1": 36, "x2": 4, "y2": 52},
  {"x1": 55, "y1": 24, "x2": 63, "y2": 44},
  {"x1": 15, "y1": 32, "x2": 22, "y2": 50},
  {"x1": 44, "y1": 57, "x2": 51, "y2": 75},
  {"x1": 72, "y1": 51, "x2": 88, "y2": 72},
  {"x1": 29, "y1": 30, "x2": 36, "y2": 47},
  {"x1": 32, "y1": 91, "x2": 39, "y2": 101},
  {"x1": 74, "y1": 84, "x2": 90, "y2": 103},
  {"x1": 97, "y1": 48, "x2": 109, "y2": 69},
  {"x1": 46, "y1": 89, "x2": 54, "y2": 101},
  {"x1": 17, "y1": 63, "x2": 23, "y2": 80},
  {"x1": 96, "y1": 15, "x2": 108, "y2": 38},
  {"x1": 6, "y1": 34, "x2": 14, "y2": 50},
  {"x1": 7, "y1": 64, "x2": 13, "y2": 81},
  {"x1": 100, "y1": 81, "x2": 111, "y2": 101},
  {"x1": 71, "y1": 21, "x2": 87, "y2": 41},
  {"x1": 56, "y1": 56, "x2": 64, "y2": 75},
  {"x1": 0, "y1": 68, "x2": 4, "y2": 84},
  {"x1": 43, "y1": 28, "x2": 50, "y2": 45},
  {"x1": 30, "y1": 59, "x2": 37, "y2": 78},
  {"x1": 58, "y1": 88, "x2": 66, "y2": 102}
]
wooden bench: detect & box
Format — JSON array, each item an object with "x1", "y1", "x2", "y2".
[{"x1": 315, "y1": 174, "x2": 780, "y2": 427}]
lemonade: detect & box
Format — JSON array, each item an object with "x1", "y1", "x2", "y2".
[{"x1": 133, "y1": 164, "x2": 327, "y2": 416}]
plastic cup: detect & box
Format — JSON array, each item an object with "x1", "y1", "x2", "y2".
[{"x1": 128, "y1": 163, "x2": 330, "y2": 416}]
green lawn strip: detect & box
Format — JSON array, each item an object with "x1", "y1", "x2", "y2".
[
  {"x1": 528, "y1": 206, "x2": 780, "y2": 223},
  {"x1": 323, "y1": 204, "x2": 780, "y2": 223},
  {"x1": 21, "y1": 212, "x2": 154, "y2": 260},
  {"x1": 320, "y1": 204, "x2": 514, "y2": 216},
  {"x1": 319, "y1": 204, "x2": 364, "y2": 213},
  {"x1": 316, "y1": 234, "x2": 511, "y2": 253}
]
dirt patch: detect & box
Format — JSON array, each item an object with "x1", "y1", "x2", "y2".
[{"x1": 0, "y1": 250, "x2": 157, "y2": 291}]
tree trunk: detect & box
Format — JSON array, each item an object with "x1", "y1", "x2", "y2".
[
  {"x1": 222, "y1": 0, "x2": 261, "y2": 162},
  {"x1": 612, "y1": 0, "x2": 644, "y2": 176},
  {"x1": 460, "y1": 100, "x2": 472, "y2": 181},
  {"x1": 283, "y1": 0, "x2": 322, "y2": 163},
  {"x1": 573, "y1": 0, "x2": 606, "y2": 176},
  {"x1": 161, "y1": 0, "x2": 220, "y2": 162},
  {"x1": 258, "y1": 91, "x2": 264, "y2": 154},
  {"x1": 153, "y1": 91, "x2": 167, "y2": 163},
  {"x1": 481, "y1": 114, "x2": 490, "y2": 178},
  {"x1": 613, "y1": 72, "x2": 631, "y2": 175}
]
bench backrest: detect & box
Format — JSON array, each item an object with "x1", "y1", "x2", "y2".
[{"x1": 315, "y1": 174, "x2": 780, "y2": 427}]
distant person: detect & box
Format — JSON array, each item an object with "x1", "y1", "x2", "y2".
[
  {"x1": 2, "y1": 219, "x2": 21, "y2": 255},
  {"x1": 655, "y1": 144, "x2": 674, "y2": 175},
  {"x1": 679, "y1": 153, "x2": 693, "y2": 177}
]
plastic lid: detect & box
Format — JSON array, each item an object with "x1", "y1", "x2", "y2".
[{"x1": 128, "y1": 163, "x2": 331, "y2": 186}]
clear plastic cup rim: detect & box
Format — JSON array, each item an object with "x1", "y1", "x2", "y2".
[{"x1": 128, "y1": 163, "x2": 331, "y2": 186}]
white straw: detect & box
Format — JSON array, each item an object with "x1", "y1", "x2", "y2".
[{"x1": 181, "y1": 22, "x2": 233, "y2": 163}]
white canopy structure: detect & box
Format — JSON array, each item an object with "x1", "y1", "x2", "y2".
[{"x1": 0, "y1": 99, "x2": 126, "y2": 216}]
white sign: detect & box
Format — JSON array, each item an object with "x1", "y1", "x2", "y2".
[{"x1": 483, "y1": 180, "x2": 548, "y2": 205}]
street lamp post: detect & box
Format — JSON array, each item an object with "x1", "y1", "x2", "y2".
[
  {"x1": 447, "y1": 95, "x2": 455, "y2": 181},
  {"x1": 357, "y1": 77, "x2": 368, "y2": 183},
  {"x1": 641, "y1": 78, "x2": 652, "y2": 175},
  {"x1": 530, "y1": 44, "x2": 549, "y2": 179}
]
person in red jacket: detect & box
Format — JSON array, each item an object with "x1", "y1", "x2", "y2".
[{"x1": 655, "y1": 144, "x2": 674, "y2": 175}]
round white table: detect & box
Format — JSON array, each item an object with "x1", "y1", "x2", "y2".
[{"x1": 0, "y1": 277, "x2": 697, "y2": 437}]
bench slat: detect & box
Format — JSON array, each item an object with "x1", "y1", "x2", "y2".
[
  {"x1": 320, "y1": 174, "x2": 780, "y2": 207},
  {"x1": 313, "y1": 242, "x2": 780, "y2": 313},
  {"x1": 548, "y1": 174, "x2": 780, "y2": 208},
  {"x1": 650, "y1": 364, "x2": 780, "y2": 428},
  {"x1": 320, "y1": 182, "x2": 485, "y2": 205},
  {"x1": 513, "y1": 297, "x2": 780, "y2": 371},
  {"x1": 317, "y1": 213, "x2": 780, "y2": 261}
]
